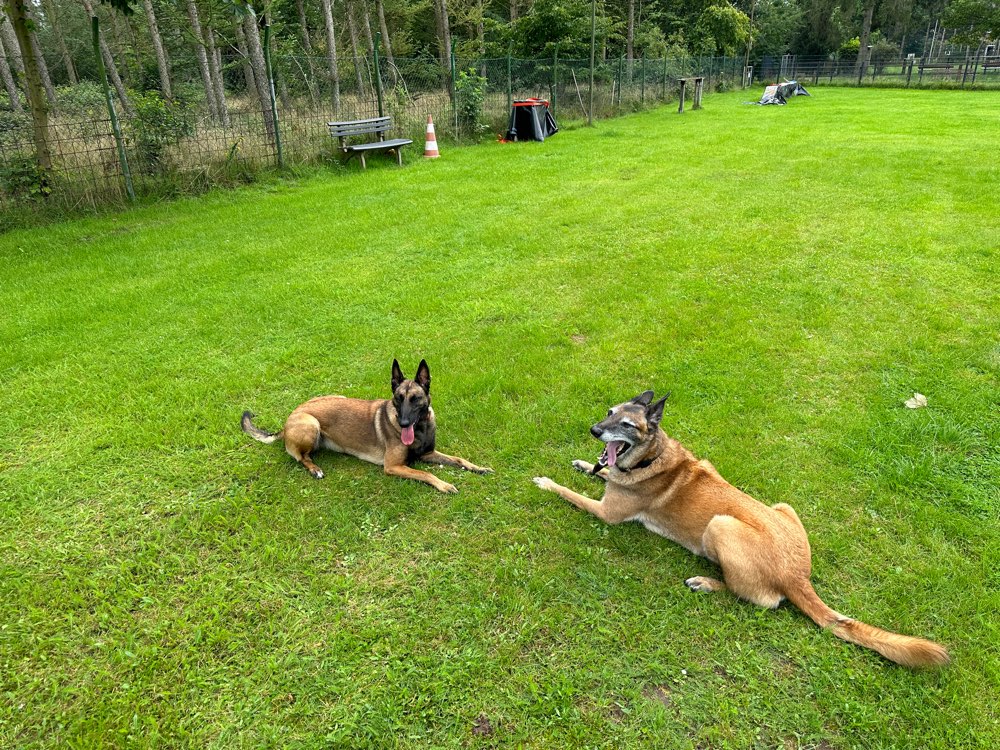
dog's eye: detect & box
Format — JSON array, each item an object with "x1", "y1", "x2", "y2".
[{"x1": 622, "y1": 421, "x2": 636, "y2": 428}]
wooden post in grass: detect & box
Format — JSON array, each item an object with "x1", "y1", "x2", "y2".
[
  {"x1": 262, "y1": 20, "x2": 283, "y2": 168},
  {"x1": 678, "y1": 78, "x2": 686, "y2": 113},
  {"x1": 92, "y1": 17, "x2": 134, "y2": 202}
]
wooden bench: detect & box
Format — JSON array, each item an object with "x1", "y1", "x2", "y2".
[{"x1": 327, "y1": 116, "x2": 413, "y2": 169}]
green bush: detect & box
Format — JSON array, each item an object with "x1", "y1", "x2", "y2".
[
  {"x1": 56, "y1": 82, "x2": 108, "y2": 114},
  {"x1": 128, "y1": 91, "x2": 195, "y2": 174},
  {"x1": 0, "y1": 154, "x2": 52, "y2": 200},
  {"x1": 455, "y1": 68, "x2": 489, "y2": 139}
]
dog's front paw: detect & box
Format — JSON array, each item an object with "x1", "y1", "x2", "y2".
[
  {"x1": 473, "y1": 465, "x2": 495, "y2": 475},
  {"x1": 309, "y1": 468, "x2": 325, "y2": 480},
  {"x1": 572, "y1": 459, "x2": 594, "y2": 474},
  {"x1": 685, "y1": 576, "x2": 724, "y2": 593},
  {"x1": 437, "y1": 482, "x2": 459, "y2": 494},
  {"x1": 532, "y1": 476, "x2": 556, "y2": 492}
]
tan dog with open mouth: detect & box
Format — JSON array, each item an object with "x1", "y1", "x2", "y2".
[
  {"x1": 242, "y1": 359, "x2": 492, "y2": 493},
  {"x1": 533, "y1": 390, "x2": 948, "y2": 668}
]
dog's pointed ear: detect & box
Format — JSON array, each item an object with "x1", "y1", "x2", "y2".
[
  {"x1": 631, "y1": 390, "x2": 655, "y2": 406},
  {"x1": 391, "y1": 359, "x2": 405, "y2": 392},
  {"x1": 646, "y1": 394, "x2": 669, "y2": 426},
  {"x1": 415, "y1": 359, "x2": 431, "y2": 393}
]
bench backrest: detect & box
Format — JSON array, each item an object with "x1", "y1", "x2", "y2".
[{"x1": 328, "y1": 117, "x2": 392, "y2": 139}]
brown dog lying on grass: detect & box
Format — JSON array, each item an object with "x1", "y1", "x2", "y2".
[
  {"x1": 533, "y1": 390, "x2": 948, "y2": 668},
  {"x1": 242, "y1": 359, "x2": 492, "y2": 493}
]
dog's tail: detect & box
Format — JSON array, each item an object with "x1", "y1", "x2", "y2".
[
  {"x1": 785, "y1": 580, "x2": 949, "y2": 668},
  {"x1": 241, "y1": 411, "x2": 282, "y2": 444}
]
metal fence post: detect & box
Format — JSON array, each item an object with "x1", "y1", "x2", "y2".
[
  {"x1": 92, "y1": 16, "x2": 134, "y2": 202},
  {"x1": 262, "y1": 21, "x2": 283, "y2": 168},
  {"x1": 451, "y1": 48, "x2": 458, "y2": 134},
  {"x1": 507, "y1": 51, "x2": 513, "y2": 113},
  {"x1": 616, "y1": 54, "x2": 623, "y2": 106},
  {"x1": 552, "y1": 45, "x2": 558, "y2": 115},
  {"x1": 662, "y1": 56, "x2": 668, "y2": 99},
  {"x1": 587, "y1": 0, "x2": 596, "y2": 126},
  {"x1": 640, "y1": 53, "x2": 645, "y2": 104},
  {"x1": 373, "y1": 32, "x2": 384, "y2": 117}
]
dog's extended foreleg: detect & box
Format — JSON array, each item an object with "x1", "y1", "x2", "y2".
[
  {"x1": 385, "y1": 464, "x2": 458, "y2": 494},
  {"x1": 571, "y1": 460, "x2": 609, "y2": 481},
  {"x1": 532, "y1": 477, "x2": 637, "y2": 524},
  {"x1": 420, "y1": 450, "x2": 494, "y2": 475}
]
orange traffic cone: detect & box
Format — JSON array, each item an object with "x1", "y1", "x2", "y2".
[{"x1": 424, "y1": 115, "x2": 440, "y2": 159}]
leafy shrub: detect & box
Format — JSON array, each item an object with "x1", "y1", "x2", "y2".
[
  {"x1": 56, "y1": 82, "x2": 108, "y2": 114},
  {"x1": 128, "y1": 91, "x2": 195, "y2": 174},
  {"x1": 0, "y1": 110, "x2": 32, "y2": 151},
  {"x1": 0, "y1": 154, "x2": 52, "y2": 200},
  {"x1": 455, "y1": 68, "x2": 489, "y2": 139}
]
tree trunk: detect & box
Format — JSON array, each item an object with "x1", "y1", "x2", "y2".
[
  {"x1": 80, "y1": 0, "x2": 133, "y2": 116},
  {"x1": 142, "y1": 0, "x2": 171, "y2": 98},
  {"x1": 439, "y1": 0, "x2": 452, "y2": 95},
  {"x1": 4, "y1": 0, "x2": 51, "y2": 175},
  {"x1": 42, "y1": 0, "x2": 77, "y2": 84},
  {"x1": 185, "y1": 0, "x2": 218, "y2": 119},
  {"x1": 205, "y1": 25, "x2": 229, "y2": 126},
  {"x1": 375, "y1": 0, "x2": 394, "y2": 68},
  {"x1": 360, "y1": 0, "x2": 375, "y2": 55},
  {"x1": 626, "y1": 0, "x2": 635, "y2": 59},
  {"x1": 295, "y1": 0, "x2": 313, "y2": 51},
  {"x1": 476, "y1": 0, "x2": 484, "y2": 55},
  {"x1": 28, "y1": 26, "x2": 55, "y2": 107},
  {"x1": 320, "y1": 0, "x2": 340, "y2": 115},
  {"x1": 0, "y1": 28, "x2": 22, "y2": 111},
  {"x1": 345, "y1": 0, "x2": 366, "y2": 100},
  {"x1": 241, "y1": 12, "x2": 274, "y2": 141},
  {"x1": 294, "y1": 0, "x2": 320, "y2": 102},
  {"x1": 439, "y1": 0, "x2": 452, "y2": 68},
  {"x1": 510, "y1": 0, "x2": 517, "y2": 22},
  {"x1": 234, "y1": 20, "x2": 258, "y2": 104},
  {"x1": 856, "y1": 2, "x2": 875, "y2": 74},
  {"x1": 0, "y1": 12, "x2": 24, "y2": 84}
]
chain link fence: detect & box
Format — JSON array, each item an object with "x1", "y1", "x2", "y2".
[
  {"x1": 2, "y1": 46, "x2": 997, "y2": 221},
  {"x1": 0, "y1": 50, "x2": 744, "y2": 219}
]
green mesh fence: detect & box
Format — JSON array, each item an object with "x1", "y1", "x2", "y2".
[{"x1": 0, "y1": 53, "x2": 745, "y2": 215}]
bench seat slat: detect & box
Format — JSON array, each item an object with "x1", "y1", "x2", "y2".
[{"x1": 345, "y1": 138, "x2": 413, "y2": 152}]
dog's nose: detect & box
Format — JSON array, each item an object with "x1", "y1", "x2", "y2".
[{"x1": 590, "y1": 425, "x2": 603, "y2": 438}]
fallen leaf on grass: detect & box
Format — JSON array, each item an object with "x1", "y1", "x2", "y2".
[{"x1": 904, "y1": 393, "x2": 928, "y2": 409}]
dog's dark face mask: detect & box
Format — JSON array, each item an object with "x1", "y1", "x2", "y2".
[
  {"x1": 590, "y1": 390, "x2": 668, "y2": 471},
  {"x1": 391, "y1": 359, "x2": 431, "y2": 446}
]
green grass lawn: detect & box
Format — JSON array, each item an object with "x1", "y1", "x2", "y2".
[{"x1": 1, "y1": 87, "x2": 998, "y2": 749}]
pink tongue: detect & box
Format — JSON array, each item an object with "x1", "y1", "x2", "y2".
[
  {"x1": 606, "y1": 441, "x2": 620, "y2": 467},
  {"x1": 401, "y1": 425, "x2": 415, "y2": 446}
]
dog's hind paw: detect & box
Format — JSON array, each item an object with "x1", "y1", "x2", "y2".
[
  {"x1": 685, "y1": 576, "x2": 724, "y2": 593},
  {"x1": 532, "y1": 476, "x2": 556, "y2": 491},
  {"x1": 473, "y1": 466, "x2": 495, "y2": 475},
  {"x1": 309, "y1": 468, "x2": 325, "y2": 480},
  {"x1": 437, "y1": 482, "x2": 459, "y2": 494}
]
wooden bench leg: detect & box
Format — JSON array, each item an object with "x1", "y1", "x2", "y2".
[
  {"x1": 395, "y1": 148, "x2": 403, "y2": 166},
  {"x1": 359, "y1": 152, "x2": 366, "y2": 170},
  {"x1": 678, "y1": 80, "x2": 686, "y2": 114}
]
